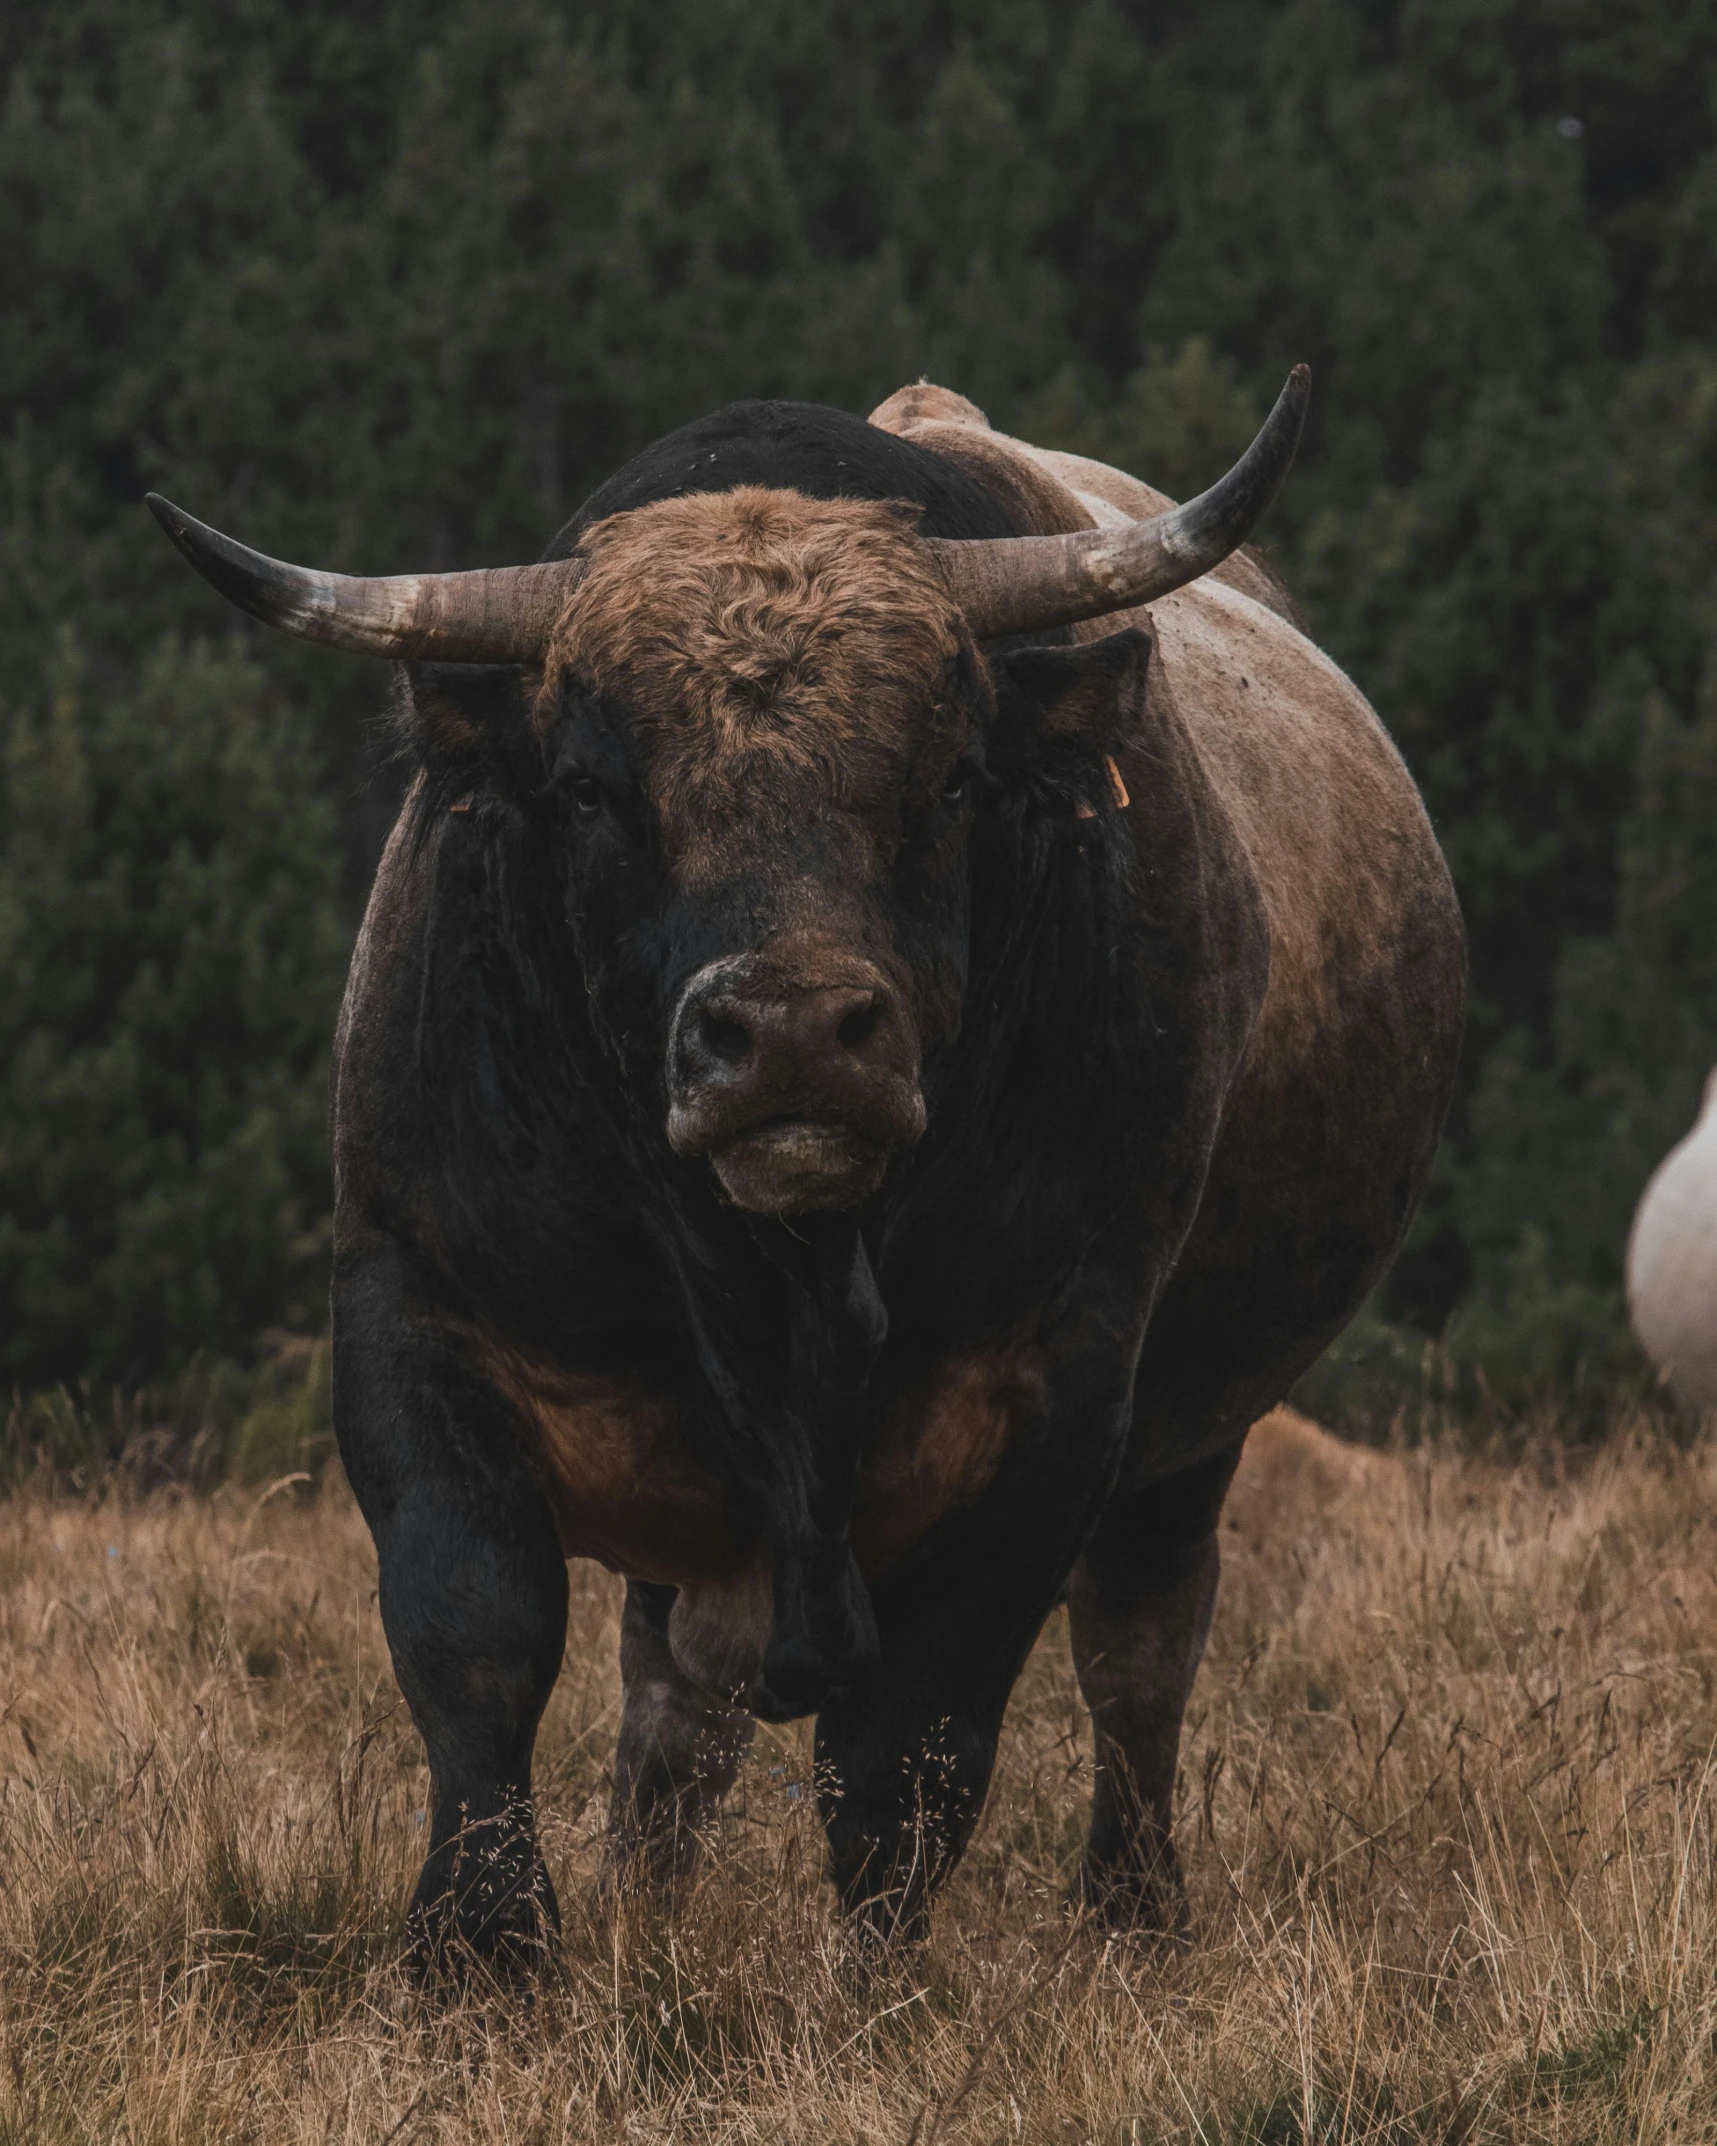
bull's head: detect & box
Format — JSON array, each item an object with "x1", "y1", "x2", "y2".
[{"x1": 148, "y1": 369, "x2": 1306, "y2": 1218}]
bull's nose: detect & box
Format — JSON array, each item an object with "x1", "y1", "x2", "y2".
[
  {"x1": 665, "y1": 960, "x2": 927, "y2": 1203},
  {"x1": 679, "y1": 983, "x2": 896, "y2": 1096}
]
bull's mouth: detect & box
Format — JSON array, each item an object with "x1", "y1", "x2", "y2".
[{"x1": 707, "y1": 1115, "x2": 895, "y2": 1216}]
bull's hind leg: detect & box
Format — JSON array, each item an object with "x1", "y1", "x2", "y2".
[
  {"x1": 1068, "y1": 1440, "x2": 1242, "y2": 1929},
  {"x1": 605, "y1": 1582, "x2": 755, "y2": 1886},
  {"x1": 334, "y1": 1243, "x2": 569, "y2": 1974}
]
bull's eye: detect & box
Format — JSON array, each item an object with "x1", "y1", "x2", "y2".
[
  {"x1": 567, "y1": 773, "x2": 603, "y2": 816},
  {"x1": 940, "y1": 756, "x2": 983, "y2": 806}
]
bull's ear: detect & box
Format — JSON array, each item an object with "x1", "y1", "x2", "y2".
[
  {"x1": 394, "y1": 661, "x2": 534, "y2": 771},
  {"x1": 990, "y1": 627, "x2": 1151, "y2": 761}
]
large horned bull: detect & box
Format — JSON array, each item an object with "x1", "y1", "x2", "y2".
[{"x1": 150, "y1": 371, "x2": 1463, "y2": 1964}]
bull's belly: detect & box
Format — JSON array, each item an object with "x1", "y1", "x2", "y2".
[{"x1": 474, "y1": 1334, "x2": 1046, "y2": 1586}]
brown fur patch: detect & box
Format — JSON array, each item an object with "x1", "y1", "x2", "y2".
[
  {"x1": 479, "y1": 1319, "x2": 1045, "y2": 1590},
  {"x1": 868, "y1": 382, "x2": 993, "y2": 432},
  {"x1": 852, "y1": 1339, "x2": 1048, "y2": 1572},
  {"x1": 542, "y1": 488, "x2": 968, "y2": 880},
  {"x1": 472, "y1": 1338, "x2": 740, "y2": 1584},
  {"x1": 885, "y1": 419, "x2": 1095, "y2": 540}
]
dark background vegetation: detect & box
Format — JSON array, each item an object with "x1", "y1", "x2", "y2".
[{"x1": 3, "y1": 0, "x2": 1715, "y2": 1428}]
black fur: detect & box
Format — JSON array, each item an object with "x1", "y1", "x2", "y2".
[{"x1": 544, "y1": 399, "x2": 1038, "y2": 556}]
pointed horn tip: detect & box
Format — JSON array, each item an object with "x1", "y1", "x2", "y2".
[{"x1": 144, "y1": 493, "x2": 212, "y2": 561}]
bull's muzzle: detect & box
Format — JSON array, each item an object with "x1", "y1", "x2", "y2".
[{"x1": 666, "y1": 956, "x2": 926, "y2": 1214}]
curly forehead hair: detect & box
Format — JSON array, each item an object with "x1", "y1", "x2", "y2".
[{"x1": 541, "y1": 487, "x2": 970, "y2": 856}]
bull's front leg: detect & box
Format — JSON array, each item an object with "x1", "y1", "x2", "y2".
[
  {"x1": 334, "y1": 1241, "x2": 569, "y2": 1974},
  {"x1": 813, "y1": 1333, "x2": 1136, "y2": 1940},
  {"x1": 812, "y1": 1584, "x2": 1034, "y2": 1940}
]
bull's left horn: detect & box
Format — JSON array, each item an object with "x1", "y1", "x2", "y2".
[
  {"x1": 925, "y1": 364, "x2": 1310, "y2": 640},
  {"x1": 145, "y1": 496, "x2": 573, "y2": 663}
]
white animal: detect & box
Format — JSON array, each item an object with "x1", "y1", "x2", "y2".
[{"x1": 1628, "y1": 1069, "x2": 1717, "y2": 1407}]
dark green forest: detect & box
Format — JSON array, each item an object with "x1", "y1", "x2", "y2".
[{"x1": 3, "y1": 0, "x2": 1715, "y2": 1413}]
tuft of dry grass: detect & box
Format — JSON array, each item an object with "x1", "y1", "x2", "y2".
[{"x1": 2, "y1": 1423, "x2": 1715, "y2": 2142}]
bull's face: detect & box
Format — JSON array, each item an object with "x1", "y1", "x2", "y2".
[
  {"x1": 147, "y1": 373, "x2": 1307, "y2": 1221},
  {"x1": 538, "y1": 490, "x2": 988, "y2": 1216}
]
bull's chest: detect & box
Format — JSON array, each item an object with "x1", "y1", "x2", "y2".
[{"x1": 474, "y1": 1336, "x2": 1044, "y2": 1585}]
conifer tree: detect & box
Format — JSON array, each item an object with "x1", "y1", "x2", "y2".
[{"x1": 0, "y1": 636, "x2": 344, "y2": 1389}]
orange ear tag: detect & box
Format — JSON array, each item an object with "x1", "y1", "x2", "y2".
[{"x1": 1077, "y1": 758, "x2": 1130, "y2": 820}]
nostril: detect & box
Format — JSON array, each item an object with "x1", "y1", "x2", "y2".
[
  {"x1": 836, "y1": 998, "x2": 882, "y2": 1052},
  {"x1": 698, "y1": 1008, "x2": 752, "y2": 1066}
]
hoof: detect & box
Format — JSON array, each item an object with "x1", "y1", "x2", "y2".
[
  {"x1": 596, "y1": 1791, "x2": 715, "y2": 1906},
  {"x1": 1073, "y1": 1854, "x2": 1190, "y2": 1940},
  {"x1": 406, "y1": 1814, "x2": 560, "y2": 1982},
  {"x1": 832, "y1": 1855, "x2": 936, "y2": 1949}
]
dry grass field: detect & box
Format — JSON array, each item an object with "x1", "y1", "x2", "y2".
[{"x1": 2, "y1": 1415, "x2": 1715, "y2": 2143}]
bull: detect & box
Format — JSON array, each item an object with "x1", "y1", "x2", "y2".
[{"x1": 148, "y1": 369, "x2": 1464, "y2": 1964}]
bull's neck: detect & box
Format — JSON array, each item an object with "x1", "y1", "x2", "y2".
[{"x1": 667, "y1": 1211, "x2": 886, "y2": 1494}]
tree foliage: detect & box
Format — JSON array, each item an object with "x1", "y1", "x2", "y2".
[
  {"x1": 2, "y1": 0, "x2": 1715, "y2": 1397},
  {"x1": 0, "y1": 637, "x2": 343, "y2": 1387}
]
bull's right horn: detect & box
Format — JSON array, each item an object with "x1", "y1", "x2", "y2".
[
  {"x1": 926, "y1": 364, "x2": 1310, "y2": 640},
  {"x1": 145, "y1": 496, "x2": 575, "y2": 664}
]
